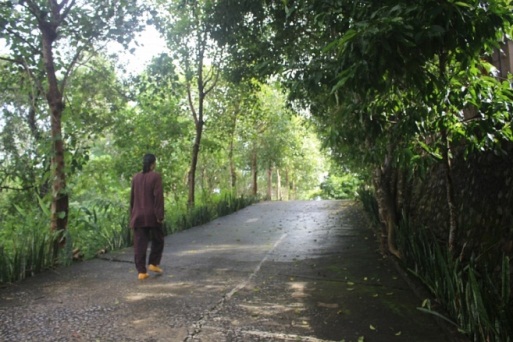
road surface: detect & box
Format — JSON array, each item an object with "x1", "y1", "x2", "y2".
[{"x1": 0, "y1": 200, "x2": 458, "y2": 342}]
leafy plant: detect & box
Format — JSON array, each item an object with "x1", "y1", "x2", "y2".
[{"x1": 396, "y1": 217, "x2": 513, "y2": 341}]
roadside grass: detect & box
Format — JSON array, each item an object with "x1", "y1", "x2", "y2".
[
  {"x1": 359, "y1": 188, "x2": 513, "y2": 342},
  {"x1": 0, "y1": 193, "x2": 259, "y2": 284}
]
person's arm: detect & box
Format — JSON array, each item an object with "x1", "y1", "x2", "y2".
[{"x1": 154, "y1": 173, "x2": 165, "y2": 224}]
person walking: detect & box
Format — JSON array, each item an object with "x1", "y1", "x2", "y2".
[{"x1": 130, "y1": 153, "x2": 165, "y2": 280}]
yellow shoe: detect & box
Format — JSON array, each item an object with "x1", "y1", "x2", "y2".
[
  {"x1": 148, "y1": 264, "x2": 163, "y2": 273},
  {"x1": 138, "y1": 273, "x2": 150, "y2": 280}
]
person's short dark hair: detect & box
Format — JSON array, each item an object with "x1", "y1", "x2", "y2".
[{"x1": 142, "y1": 153, "x2": 156, "y2": 173}]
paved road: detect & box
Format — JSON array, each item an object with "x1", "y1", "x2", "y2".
[{"x1": 0, "y1": 201, "x2": 458, "y2": 342}]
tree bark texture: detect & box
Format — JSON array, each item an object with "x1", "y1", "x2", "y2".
[
  {"x1": 40, "y1": 14, "x2": 68, "y2": 245},
  {"x1": 373, "y1": 150, "x2": 402, "y2": 259},
  {"x1": 188, "y1": 118, "x2": 203, "y2": 207}
]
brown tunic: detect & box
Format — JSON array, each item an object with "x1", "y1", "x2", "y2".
[{"x1": 130, "y1": 171, "x2": 164, "y2": 228}]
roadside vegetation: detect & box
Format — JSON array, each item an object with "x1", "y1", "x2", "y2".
[{"x1": 1, "y1": 1, "x2": 512, "y2": 340}]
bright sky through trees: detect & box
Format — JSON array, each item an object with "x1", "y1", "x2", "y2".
[{"x1": 112, "y1": 25, "x2": 166, "y2": 75}]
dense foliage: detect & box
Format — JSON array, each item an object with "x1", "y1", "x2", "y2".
[
  {"x1": 2, "y1": 1, "x2": 513, "y2": 340},
  {"x1": 0, "y1": 1, "x2": 328, "y2": 283},
  {"x1": 207, "y1": 0, "x2": 513, "y2": 340}
]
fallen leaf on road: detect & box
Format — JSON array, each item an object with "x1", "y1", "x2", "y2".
[{"x1": 317, "y1": 302, "x2": 339, "y2": 308}]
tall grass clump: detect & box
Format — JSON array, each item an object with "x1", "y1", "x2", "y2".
[
  {"x1": 360, "y1": 191, "x2": 512, "y2": 341},
  {"x1": 1, "y1": 193, "x2": 259, "y2": 284},
  {"x1": 396, "y1": 218, "x2": 512, "y2": 342},
  {"x1": 357, "y1": 187, "x2": 380, "y2": 226},
  {"x1": 0, "y1": 203, "x2": 56, "y2": 283},
  {"x1": 69, "y1": 198, "x2": 132, "y2": 259},
  {"x1": 164, "y1": 193, "x2": 259, "y2": 235}
]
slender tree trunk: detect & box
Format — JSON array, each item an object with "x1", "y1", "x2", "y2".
[
  {"x1": 285, "y1": 169, "x2": 290, "y2": 201},
  {"x1": 228, "y1": 115, "x2": 237, "y2": 193},
  {"x1": 441, "y1": 129, "x2": 458, "y2": 252},
  {"x1": 251, "y1": 149, "x2": 258, "y2": 196},
  {"x1": 229, "y1": 146, "x2": 236, "y2": 192},
  {"x1": 188, "y1": 118, "x2": 203, "y2": 207},
  {"x1": 266, "y1": 165, "x2": 272, "y2": 200},
  {"x1": 41, "y1": 20, "x2": 68, "y2": 250},
  {"x1": 438, "y1": 51, "x2": 459, "y2": 253},
  {"x1": 276, "y1": 168, "x2": 282, "y2": 201},
  {"x1": 373, "y1": 148, "x2": 401, "y2": 259}
]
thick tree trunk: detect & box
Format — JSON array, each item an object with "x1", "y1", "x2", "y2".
[{"x1": 41, "y1": 20, "x2": 68, "y2": 250}]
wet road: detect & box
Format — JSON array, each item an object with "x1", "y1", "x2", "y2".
[{"x1": 0, "y1": 201, "x2": 456, "y2": 342}]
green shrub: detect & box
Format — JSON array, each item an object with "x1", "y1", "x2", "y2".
[
  {"x1": 360, "y1": 191, "x2": 512, "y2": 341},
  {"x1": 165, "y1": 193, "x2": 259, "y2": 234},
  {"x1": 357, "y1": 187, "x2": 380, "y2": 226},
  {"x1": 397, "y1": 218, "x2": 512, "y2": 342},
  {"x1": 0, "y1": 204, "x2": 56, "y2": 283},
  {"x1": 0, "y1": 193, "x2": 259, "y2": 284},
  {"x1": 319, "y1": 173, "x2": 363, "y2": 199}
]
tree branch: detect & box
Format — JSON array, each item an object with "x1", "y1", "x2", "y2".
[
  {"x1": 58, "y1": 0, "x2": 77, "y2": 25},
  {"x1": 59, "y1": 43, "x2": 85, "y2": 94},
  {"x1": 2, "y1": 27, "x2": 41, "y2": 55},
  {"x1": 0, "y1": 185, "x2": 35, "y2": 192},
  {"x1": 204, "y1": 68, "x2": 220, "y2": 96},
  {"x1": 23, "y1": 0, "x2": 43, "y2": 20},
  {"x1": 20, "y1": 56, "x2": 46, "y2": 98}
]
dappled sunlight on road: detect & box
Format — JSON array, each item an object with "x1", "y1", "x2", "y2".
[
  {"x1": 0, "y1": 201, "x2": 452, "y2": 342},
  {"x1": 175, "y1": 243, "x2": 270, "y2": 257},
  {"x1": 289, "y1": 281, "x2": 309, "y2": 299}
]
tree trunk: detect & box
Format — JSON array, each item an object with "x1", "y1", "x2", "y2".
[
  {"x1": 276, "y1": 168, "x2": 282, "y2": 201},
  {"x1": 373, "y1": 150, "x2": 401, "y2": 259},
  {"x1": 438, "y1": 51, "x2": 459, "y2": 254},
  {"x1": 251, "y1": 149, "x2": 258, "y2": 196},
  {"x1": 441, "y1": 129, "x2": 458, "y2": 252},
  {"x1": 266, "y1": 165, "x2": 272, "y2": 200},
  {"x1": 285, "y1": 169, "x2": 290, "y2": 201},
  {"x1": 41, "y1": 19, "x2": 68, "y2": 251},
  {"x1": 229, "y1": 109, "x2": 238, "y2": 193},
  {"x1": 188, "y1": 118, "x2": 204, "y2": 207}
]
